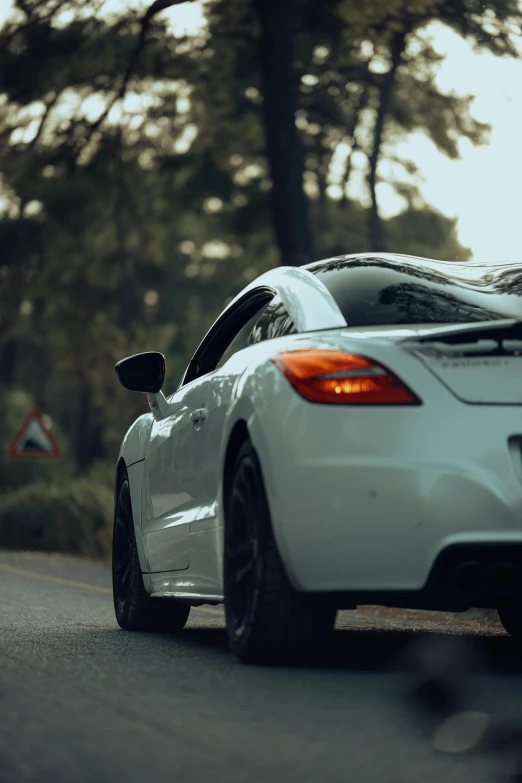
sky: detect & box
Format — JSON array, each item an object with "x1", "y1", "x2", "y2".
[
  {"x1": 387, "y1": 22, "x2": 522, "y2": 263},
  {"x1": 0, "y1": 0, "x2": 521, "y2": 262}
]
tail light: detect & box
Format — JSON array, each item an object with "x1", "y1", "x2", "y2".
[{"x1": 271, "y1": 349, "x2": 421, "y2": 405}]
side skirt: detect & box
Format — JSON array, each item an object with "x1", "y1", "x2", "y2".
[{"x1": 147, "y1": 569, "x2": 224, "y2": 606}]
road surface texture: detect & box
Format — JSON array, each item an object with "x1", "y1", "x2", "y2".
[{"x1": 1, "y1": 549, "x2": 522, "y2": 783}]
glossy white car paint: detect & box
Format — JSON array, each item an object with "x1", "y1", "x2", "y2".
[{"x1": 117, "y1": 257, "x2": 522, "y2": 604}]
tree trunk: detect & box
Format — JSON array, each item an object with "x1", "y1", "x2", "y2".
[
  {"x1": 0, "y1": 338, "x2": 17, "y2": 386},
  {"x1": 341, "y1": 89, "x2": 367, "y2": 205},
  {"x1": 0, "y1": 205, "x2": 30, "y2": 387},
  {"x1": 367, "y1": 31, "x2": 406, "y2": 253},
  {"x1": 114, "y1": 133, "x2": 139, "y2": 330},
  {"x1": 256, "y1": 0, "x2": 315, "y2": 266},
  {"x1": 75, "y1": 381, "x2": 105, "y2": 471}
]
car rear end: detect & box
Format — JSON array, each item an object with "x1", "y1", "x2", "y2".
[{"x1": 253, "y1": 319, "x2": 522, "y2": 612}]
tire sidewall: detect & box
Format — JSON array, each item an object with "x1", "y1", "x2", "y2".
[
  {"x1": 224, "y1": 441, "x2": 272, "y2": 655},
  {"x1": 112, "y1": 474, "x2": 138, "y2": 625}
]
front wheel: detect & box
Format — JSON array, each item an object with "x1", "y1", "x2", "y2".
[
  {"x1": 113, "y1": 471, "x2": 190, "y2": 632},
  {"x1": 224, "y1": 440, "x2": 336, "y2": 664}
]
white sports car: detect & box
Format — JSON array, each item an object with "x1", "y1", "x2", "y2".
[{"x1": 113, "y1": 253, "x2": 522, "y2": 663}]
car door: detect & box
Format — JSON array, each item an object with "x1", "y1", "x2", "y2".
[
  {"x1": 142, "y1": 376, "x2": 211, "y2": 572},
  {"x1": 142, "y1": 292, "x2": 275, "y2": 573}
]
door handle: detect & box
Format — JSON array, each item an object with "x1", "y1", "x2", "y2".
[{"x1": 190, "y1": 408, "x2": 208, "y2": 428}]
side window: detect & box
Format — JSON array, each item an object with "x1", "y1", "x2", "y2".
[
  {"x1": 246, "y1": 296, "x2": 297, "y2": 346},
  {"x1": 214, "y1": 299, "x2": 274, "y2": 370},
  {"x1": 182, "y1": 292, "x2": 297, "y2": 385}
]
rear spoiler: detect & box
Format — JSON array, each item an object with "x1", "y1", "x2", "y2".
[{"x1": 399, "y1": 319, "x2": 522, "y2": 358}]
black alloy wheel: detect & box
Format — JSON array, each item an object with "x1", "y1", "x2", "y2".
[
  {"x1": 112, "y1": 471, "x2": 190, "y2": 632},
  {"x1": 224, "y1": 453, "x2": 262, "y2": 639},
  {"x1": 224, "y1": 440, "x2": 336, "y2": 665},
  {"x1": 113, "y1": 478, "x2": 135, "y2": 616}
]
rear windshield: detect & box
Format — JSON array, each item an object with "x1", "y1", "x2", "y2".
[{"x1": 306, "y1": 256, "x2": 522, "y2": 327}]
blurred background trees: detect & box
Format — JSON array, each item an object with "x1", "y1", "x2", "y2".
[{"x1": 0, "y1": 0, "x2": 521, "y2": 490}]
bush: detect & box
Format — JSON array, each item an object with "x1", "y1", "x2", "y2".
[
  {"x1": 0, "y1": 478, "x2": 114, "y2": 560},
  {"x1": 86, "y1": 459, "x2": 117, "y2": 493}
]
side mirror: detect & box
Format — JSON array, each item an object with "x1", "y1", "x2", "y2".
[{"x1": 115, "y1": 352, "x2": 165, "y2": 393}]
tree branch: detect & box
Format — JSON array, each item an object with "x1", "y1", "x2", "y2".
[
  {"x1": 79, "y1": 0, "x2": 194, "y2": 154},
  {"x1": 29, "y1": 90, "x2": 60, "y2": 148},
  {"x1": 1, "y1": 0, "x2": 83, "y2": 57}
]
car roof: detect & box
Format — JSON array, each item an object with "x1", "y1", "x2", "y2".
[{"x1": 304, "y1": 252, "x2": 522, "y2": 273}]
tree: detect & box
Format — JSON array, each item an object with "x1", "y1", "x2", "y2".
[
  {"x1": 0, "y1": 0, "x2": 520, "y2": 472},
  {"x1": 326, "y1": 0, "x2": 520, "y2": 250}
]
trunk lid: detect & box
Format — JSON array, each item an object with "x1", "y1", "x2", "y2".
[{"x1": 398, "y1": 319, "x2": 522, "y2": 404}]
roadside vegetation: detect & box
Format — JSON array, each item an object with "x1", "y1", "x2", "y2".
[
  {"x1": 0, "y1": 388, "x2": 113, "y2": 557},
  {"x1": 0, "y1": 0, "x2": 521, "y2": 555}
]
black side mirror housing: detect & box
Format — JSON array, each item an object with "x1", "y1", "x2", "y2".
[{"x1": 115, "y1": 352, "x2": 165, "y2": 393}]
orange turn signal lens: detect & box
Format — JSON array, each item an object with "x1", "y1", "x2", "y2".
[{"x1": 271, "y1": 350, "x2": 421, "y2": 405}]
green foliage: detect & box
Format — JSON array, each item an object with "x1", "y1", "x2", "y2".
[
  {"x1": 386, "y1": 207, "x2": 471, "y2": 260},
  {"x1": 0, "y1": 478, "x2": 113, "y2": 559},
  {"x1": 389, "y1": 72, "x2": 490, "y2": 159},
  {"x1": 312, "y1": 198, "x2": 469, "y2": 260}
]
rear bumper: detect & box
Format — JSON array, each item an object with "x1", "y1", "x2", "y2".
[
  {"x1": 251, "y1": 380, "x2": 522, "y2": 601},
  {"x1": 425, "y1": 542, "x2": 522, "y2": 609},
  {"x1": 324, "y1": 543, "x2": 522, "y2": 611}
]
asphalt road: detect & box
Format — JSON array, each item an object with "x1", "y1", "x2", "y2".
[{"x1": 1, "y1": 550, "x2": 522, "y2": 783}]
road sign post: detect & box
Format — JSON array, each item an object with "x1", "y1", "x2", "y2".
[{"x1": 9, "y1": 409, "x2": 62, "y2": 474}]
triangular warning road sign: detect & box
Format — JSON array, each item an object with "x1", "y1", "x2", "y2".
[{"x1": 9, "y1": 408, "x2": 62, "y2": 460}]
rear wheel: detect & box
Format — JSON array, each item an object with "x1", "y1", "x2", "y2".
[
  {"x1": 498, "y1": 604, "x2": 522, "y2": 639},
  {"x1": 113, "y1": 471, "x2": 190, "y2": 631},
  {"x1": 224, "y1": 440, "x2": 336, "y2": 664}
]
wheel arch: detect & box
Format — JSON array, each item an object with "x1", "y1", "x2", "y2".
[
  {"x1": 118, "y1": 412, "x2": 154, "y2": 467},
  {"x1": 115, "y1": 456, "x2": 127, "y2": 495},
  {"x1": 114, "y1": 455, "x2": 150, "y2": 579},
  {"x1": 222, "y1": 419, "x2": 250, "y2": 517},
  {"x1": 221, "y1": 412, "x2": 289, "y2": 580}
]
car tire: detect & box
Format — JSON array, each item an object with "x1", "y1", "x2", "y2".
[
  {"x1": 113, "y1": 471, "x2": 190, "y2": 632},
  {"x1": 498, "y1": 605, "x2": 522, "y2": 640},
  {"x1": 224, "y1": 439, "x2": 336, "y2": 664}
]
